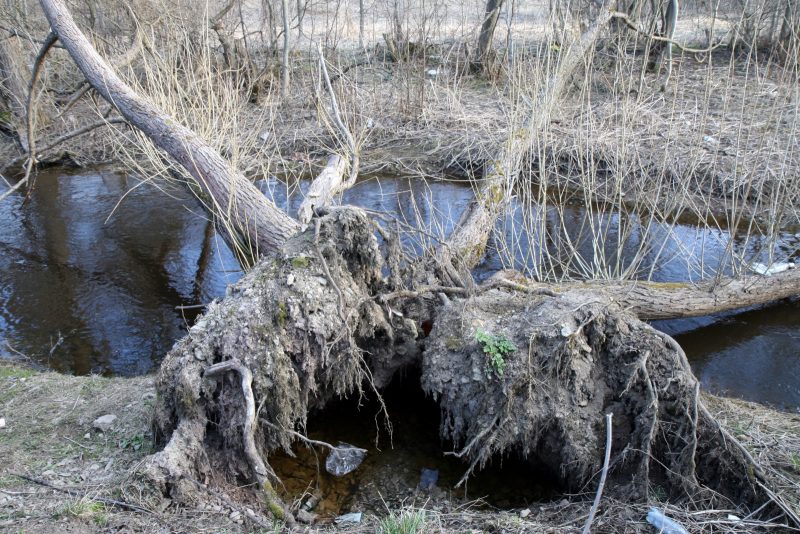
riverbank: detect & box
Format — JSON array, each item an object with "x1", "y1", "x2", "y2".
[{"x1": 1, "y1": 361, "x2": 797, "y2": 533}]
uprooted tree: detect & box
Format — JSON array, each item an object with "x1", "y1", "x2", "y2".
[{"x1": 35, "y1": 0, "x2": 800, "y2": 528}]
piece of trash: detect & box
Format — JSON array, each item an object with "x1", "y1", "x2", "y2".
[
  {"x1": 286, "y1": 273, "x2": 295, "y2": 286},
  {"x1": 519, "y1": 508, "x2": 531, "y2": 518},
  {"x1": 300, "y1": 492, "x2": 321, "y2": 512},
  {"x1": 418, "y1": 468, "x2": 439, "y2": 490},
  {"x1": 334, "y1": 512, "x2": 362, "y2": 524},
  {"x1": 0, "y1": 417, "x2": 6, "y2": 429},
  {"x1": 646, "y1": 507, "x2": 689, "y2": 534},
  {"x1": 325, "y1": 443, "x2": 367, "y2": 476},
  {"x1": 727, "y1": 514, "x2": 741, "y2": 521},
  {"x1": 749, "y1": 262, "x2": 795, "y2": 276}
]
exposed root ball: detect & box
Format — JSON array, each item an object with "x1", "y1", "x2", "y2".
[
  {"x1": 422, "y1": 290, "x2": 767, "y2": 508},
  {"x1": 142, "y1": 209, "x2": 401, "y2": 506}
]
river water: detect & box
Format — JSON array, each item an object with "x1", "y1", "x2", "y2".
[{"x1": 1, "y1": 168, "x2": 798, "y2": 410}]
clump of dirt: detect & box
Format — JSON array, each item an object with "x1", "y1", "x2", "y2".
[{"x1": 421, "y1": 288, "x2": 770, "y2": 510}]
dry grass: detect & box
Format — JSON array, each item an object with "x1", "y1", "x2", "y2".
[{"x1": 2, "y1": 362, "x2": 798, "y2": 532}]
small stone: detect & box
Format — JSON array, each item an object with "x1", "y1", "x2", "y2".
[
  {"x1": 83, "y1": 432, "x2": 91, "y2": 440},
  {"x1": 296, "y1": 510, "x2": 317, "y2": 524},
  {"x1": 287, "y1": 274, "x2": 295, "y2": 286},
  {"x1": 519, "y1": 508, "x2": 530, "y2": 518},
  {"x1": 92, "y1": 414, "x2": 117, "y2": 432},
  {"x1": 229, "y1": 511, "x2": 241, "y2": 521}
]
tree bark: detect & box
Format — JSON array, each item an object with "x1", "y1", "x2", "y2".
[
  {"x1": 297, "y1": 155, "x2": 349, "y2": 224},
  {"x1": 472, "y1": 0, "x2": 506, "y2": 73},
  {"x1": 39, "y1": 0, "x2": 299, "y2": 262},
  {"x1": 603, "y1": 269, "x2": 800, "y2": 320}
]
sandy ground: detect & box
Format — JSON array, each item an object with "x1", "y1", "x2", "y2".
[{"x1": 1, "y1": 361, "x2": 799, "y2": 533}]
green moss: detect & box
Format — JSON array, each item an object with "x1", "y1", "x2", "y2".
[
  {"x1": 276, "y1": 302, "x2": 288, "y2": 328},
  {"x1": 290, "y1": 256, "x2": 311, "y2": 269},
  {"x1": 445, "y1": 336, "x2": 464, "y2": 350}
]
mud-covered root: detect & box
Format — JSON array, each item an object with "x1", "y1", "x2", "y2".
[
  {"x1": 138, "y1": 208, "x2": 407, "y2": 519},
  {"x1": 422, "y1": 289, "x2": 775, "y2": 514}
]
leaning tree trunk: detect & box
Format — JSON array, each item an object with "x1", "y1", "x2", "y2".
[
  {"x1": 39, "y1": 0, "x2": 299, "y2": 262},
  {"x1": 437, "y1": 1, "x2": 613, "y2": 284}
]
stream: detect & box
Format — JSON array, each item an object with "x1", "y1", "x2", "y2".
[
  {"x1": 1, "y1": 167, "x2": 799, "y2": 513},
  {"x1": 1, "y1": 167, "x2": 798, "y2": 403}
]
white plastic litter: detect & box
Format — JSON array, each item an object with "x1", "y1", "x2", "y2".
[
  {"x1": 334, "y1": 512, "x2": 362, "y2": 524},
  {"x1": 750, "y1": 262, "x2": 795, "y2": 276},
  {"x1": 0, "y1": 417, "x2": 6, "y2": 429},
  {"x1": 646, "y1": 508, "x2": 689, "y2": 534},
  {"x1": 325, "y1": 443, "x2": 367, "y2": 476}
]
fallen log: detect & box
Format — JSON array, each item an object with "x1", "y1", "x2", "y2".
[{"x1": 297, "y1": 154, "x2": 349, "y2": 225}]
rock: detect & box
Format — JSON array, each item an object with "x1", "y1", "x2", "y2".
[
  {"x1": 83, "y1": 433, "x2": 91, "y2": 440},
  {"x1": 296, "y1": 510, "x2": 317, "y2": 524},
  {"x1": 92, "y1": 414, "x2": 117, "y2": 432},
  {"x1": 418, "y1": 468, "x2": 439, "y2": 490},
  {"x1": 520, "y1": 508, "x2": 530, "y2": 518}
]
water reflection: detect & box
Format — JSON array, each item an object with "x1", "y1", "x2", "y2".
[
  {"x1": 1, "y1": 168, "x2": 798, "y2": 411},
  {"x1": 0, "y1": 168, "x2": 241, "y2": 375}
]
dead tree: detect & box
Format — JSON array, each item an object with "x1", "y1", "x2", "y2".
[{"x1": 36, "y1": 0, "x2": 800, "y2": 529}]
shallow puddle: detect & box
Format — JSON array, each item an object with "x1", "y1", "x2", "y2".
[{"x1": 270, "y1": 370, "x2": 561, "y2": 517}]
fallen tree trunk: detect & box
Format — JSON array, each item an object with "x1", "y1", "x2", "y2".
[
  {"x1": 493, "y1": 268, "x2": 800, "y2": 320},
  {"x1": 39, "y1": 0, "x2": 299, "y2": 261}
]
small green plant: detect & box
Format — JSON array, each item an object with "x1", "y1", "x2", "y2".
[
  {"x1": 475, "y1": 330, "x2": 516, "y2": 376},
  {"x1": 378, "y1": 508, "x2": 428, "y2": 534},
  {"x1": 119, "y1": 434, "x2": 145, "y2": 451},
  {"x1": 54, "y1": 498, "x2": 105, "y2": 521}
]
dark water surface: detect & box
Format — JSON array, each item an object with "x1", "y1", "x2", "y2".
[{"x1": 1, "y1": 168, "x2": 798, "y2": 411}]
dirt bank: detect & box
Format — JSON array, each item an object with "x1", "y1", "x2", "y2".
[{"x1": 2, "y1": 361, "x2": 798, "y2": 533}]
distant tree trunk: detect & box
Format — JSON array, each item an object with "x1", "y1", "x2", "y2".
[
  {"x1": 0, "y1": 38, "x2": 34, "y2": 151},
  {"x1": 39, "y1": 0, "x2": 299, "y2": 263},
  {"x1": 359, "y1": 0, "x2": 365, "y2": 48},
  {"x1": 281, "y1": 0, "x2": 291, "y2": 99},
  {"x1": 472, "y1": 0, "x2": 506, "y2": 73}
]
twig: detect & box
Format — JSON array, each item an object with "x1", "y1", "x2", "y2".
[
  {"x1": 611, "y1": 11, "x2": 726, "y2": 54},
  {"x1": 11, "y1": 473, "x2": 155, "y2": 514},
  {"x1": 582, "y1": 413, "x2": 613, "y2": 534},
  {"x1": 317, "y1": 44, "x2": 359, "y2": 185}
]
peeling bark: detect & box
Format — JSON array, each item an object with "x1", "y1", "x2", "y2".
[{"x1": 297, "y1": 155, "x2": 349, "y2": 225}]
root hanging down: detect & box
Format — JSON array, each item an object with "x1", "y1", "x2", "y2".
[{"x1": 203, "y1": 359, "x2": 294, "y2": 526}]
